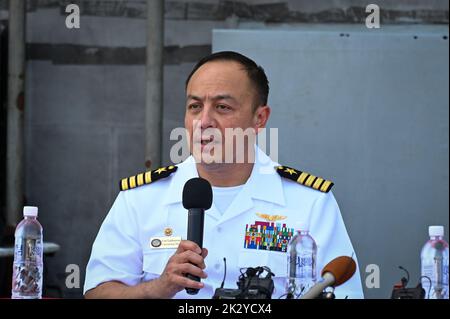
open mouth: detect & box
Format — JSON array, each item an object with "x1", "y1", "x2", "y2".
[
  {"x1": 200, "y1": 137, "x2": 214, "y2": 145},
  {"x1": 193, "y1": 134, "x2": 222, "y2": 147},
  {"x1": 201, "y1": 140, "x2": 211, "y2": 145}
]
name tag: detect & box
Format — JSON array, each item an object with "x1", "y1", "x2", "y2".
[{"x1": 150, "y1": 236, "x2": 182, "y2": 249}]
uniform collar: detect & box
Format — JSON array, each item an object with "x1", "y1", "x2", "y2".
[
  {"x1": 162, "y1": 145, "x2": 285, "y2": 207},
  {"x1": 162, "y1": 155, "x2": 198, "y2": 206},
  {"x1": 243, "y1": 146, "x2": 285, "y2": 206}
]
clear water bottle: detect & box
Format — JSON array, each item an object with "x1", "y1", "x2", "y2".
[
  {"x1": 11, "y1": 206, "x2": 44, "y2": 299},
  {"x1": 421, "y1": 225, "x2": 449, "y2": 299},
  {"x1": 286, "y1": 228, "x2": 317, "y2": 298}
]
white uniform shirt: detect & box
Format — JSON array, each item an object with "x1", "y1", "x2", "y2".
[
  {"x1": 212, "y1": 184, "x2": 244, "y2": 215},
  {"x1": 84, "y1": 147, "x2": 364, "y2": 299}
]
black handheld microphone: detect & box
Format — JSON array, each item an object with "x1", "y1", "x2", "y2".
[{"x1": 182, "y1": 177, "x2": 213, "y2": 295}]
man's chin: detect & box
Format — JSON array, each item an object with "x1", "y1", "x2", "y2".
[
  {"x1": 192, "y1": 152, "x2": 224, "y2": 165},
  {"x1": 191, "y1": 143, "x2": 222, "y2": 162}
]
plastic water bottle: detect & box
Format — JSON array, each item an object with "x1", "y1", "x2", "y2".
[
  {"x1": 421, "y1": 225, "x2": 449, "y2": 299},
  {"x1": 286, "y1": 228, "x2": 317, "y2": 298},
  {"x1": 11, "y1": 206, "x2": 44, "y2": 299}
]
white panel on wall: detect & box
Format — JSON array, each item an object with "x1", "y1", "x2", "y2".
[{"x1": 213, "y1": 25, "x2": 449, "y2": 299}]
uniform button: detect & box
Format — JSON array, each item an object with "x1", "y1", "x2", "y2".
[
  {"x1": 215, "y1": 263, "x2": 221, "y2": 270},
  {"x1": 217, "y1": 226, "x2": 222, "y2": 233}
]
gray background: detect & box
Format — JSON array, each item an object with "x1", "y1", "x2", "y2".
[
  {"x1": 0, "y1": 0, "x2": 448, "y2": 298},
  {"x1": 213, "y1": 25, "x2": 449, "y2": 299}
]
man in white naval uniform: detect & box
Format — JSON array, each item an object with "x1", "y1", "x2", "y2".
[{"x1": 84, "y1": 51, "x2": 364, "y2": 299}]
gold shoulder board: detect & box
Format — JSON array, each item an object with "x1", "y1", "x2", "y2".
[
  {"x1": 275, "y1": 165, "x2": 334, "y2": 193},
  {"x1": 119, "y1": 165, "x2": 178, "y2": 191}
]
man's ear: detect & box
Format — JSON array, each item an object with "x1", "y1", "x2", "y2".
[{"x1": 255, "y1": 106, "x2": 271, "y2": 133}]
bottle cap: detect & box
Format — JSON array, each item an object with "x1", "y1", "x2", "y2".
[
  {"x1": 293, "y1": 220, "x2": 309, "y2": 232},
  {"x1": 429, "y1": 225, "x2": 444, "y2": 237},
  {"x1": 23, "y1": 206, "x2": 38, "y2": 217}
]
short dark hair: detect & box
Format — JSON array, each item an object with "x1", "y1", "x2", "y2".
[{"x1": 185, "y1": 51, "x2": 269, "y2": 110}]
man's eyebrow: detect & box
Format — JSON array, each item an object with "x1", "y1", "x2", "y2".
[
  {"x1": 186, "y1": 94, "x2": 237, "y2": 102},
  {"x1": 187, "y1": 94, "x2": 202, "y2": 101},
  {"x1": 213, "y1": 94, "x2": 236, "y2": 102}
]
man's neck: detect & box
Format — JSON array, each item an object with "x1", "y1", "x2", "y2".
[{"x1": 196, "y1": 162, "x2": 254, "y2": 187}]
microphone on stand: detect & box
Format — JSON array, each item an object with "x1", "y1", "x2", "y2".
[
  {"x1": 182, "y1": 177, "x2": 213, "y2": 295},
  {"x1": 300, "y1": 256, "x2": 356, "y2": 299}
]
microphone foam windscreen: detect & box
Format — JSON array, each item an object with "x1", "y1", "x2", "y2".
[
  {"x1": 321, "y1": 256, "x2": 356, "y2": 287},
  {"x1": 182, "y1": 177, "x2": 213, "y2": 210}
]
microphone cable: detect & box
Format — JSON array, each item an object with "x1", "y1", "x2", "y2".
[
  {"x1": 220, "y1": 258, "x2": 227, "y2": 289},
  {"x1": 418, "y1": 275, "x2": 432, "y2": 299},
  {"x1": 398, "y1": 266, "x2": 410, "y2": 287}
]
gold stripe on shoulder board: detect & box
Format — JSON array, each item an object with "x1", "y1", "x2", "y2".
[
  {"x1": 119, "y1": 165, "x2": 178, "y2": 191},
  {"x1": 275, "y1": 165, "x2": 334, "y2": 193}
]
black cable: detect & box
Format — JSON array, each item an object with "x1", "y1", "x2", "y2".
[
  {"x1": 220, "y1": 257, "x2": 227, "y2": 289},
  {"x1": 262, "y1": 266, "x2": 275, "y2": 278},
  {"x1": 419, "y1": 275, "x2": 432, "y2": 299},
  {"x1": 295, "y1": 286, "x2": 305, "y2": 299},
  {"x1": 398, "y1": 266, "x2": 410, "y2": 287},
  {"x1": 238, "y1": 267, "x2": 252, "y2": 297}
]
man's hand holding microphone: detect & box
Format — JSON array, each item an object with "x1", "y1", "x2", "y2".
[{"x1": 154, "y1": 177, "x2": 212, "y2": 298}]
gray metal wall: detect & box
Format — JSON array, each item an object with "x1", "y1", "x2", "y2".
[{"x1": 213, "y1": 25, "x2": 449, "y2": 298}]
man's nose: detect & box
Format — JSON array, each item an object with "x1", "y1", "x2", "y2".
[{"x1": 199, "y1": 106, "x2": 216, "y2": 129}]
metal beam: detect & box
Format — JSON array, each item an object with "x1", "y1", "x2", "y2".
[
  {"x1": 145, "y1": 0, "x2": 164, "y2": 169},
  {"x1": 6, "y1": 0, "x2": 26, "y2": 226}
]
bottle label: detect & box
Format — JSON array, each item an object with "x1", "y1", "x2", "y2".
[
  {"x1": 12, "y1": 237, "x2": 43, "y2": 298},
  {"x1": 14, "y1": 237, "x2": 43, "y2": 263},
  {"x1": 422, "y1": 257, "x2": 449, "y2": 299},
  {"x1": 445, "y1": 265, "x2": 449, "y2": 286},
  {"x1": 286, "y1": 253, "x2": 316, "y2": 297},
  {"x1": 288, "y1": 253, "x2": 316, "y2": 279}
]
